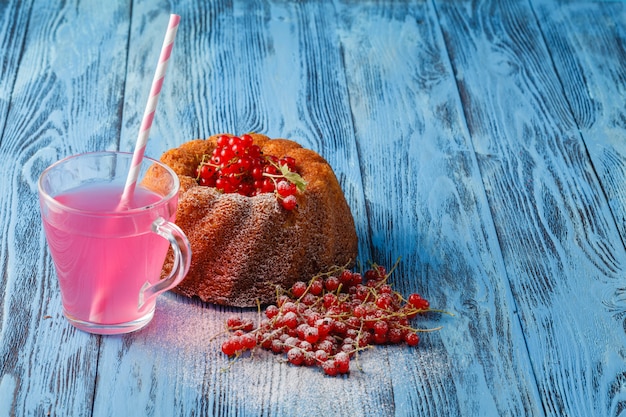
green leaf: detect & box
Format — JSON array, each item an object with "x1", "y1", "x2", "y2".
[{"x1": 280, "y1": 164, "x2": 307, "y2": 192}]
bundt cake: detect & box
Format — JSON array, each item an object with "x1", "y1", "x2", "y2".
[{"x1": 146, "y1": 133, "x2": 358, "y2": 307}]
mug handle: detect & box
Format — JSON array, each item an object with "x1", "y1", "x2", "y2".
[{"x1": 138, "y1": 217, "x2": 192, "y2": 309}]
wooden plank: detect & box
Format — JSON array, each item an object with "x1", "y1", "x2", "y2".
[
  {"x1": 435, "y1": 0, "x2": 626, "y2": 415},
  {"x1": 0, "y1": 0, "x2": 31, "y2": 141},
  {"x1": 0, "y1": 0, "x2": 130, "y2": 415},
  {"x1": 531, "y1": 0, "x2": 626, "y2": 245},
  {"x1": 93, "y1": 1, "x2": 375, "y2": 416},
  {"x1": 335, "y1": 0, "x2": 543, "y2": 415},
  {"x1": 0, "y1": 0, "x2": 32, "y2": 330}
]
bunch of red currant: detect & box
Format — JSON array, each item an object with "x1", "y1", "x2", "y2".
[
  {"x1": 194, "y1": 134, "x2": 306, "y2": 210},
  {"x1": 219, "y1": 263, "x2": 442, "y2": 376}
]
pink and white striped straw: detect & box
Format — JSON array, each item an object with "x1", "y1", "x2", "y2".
[{"x1": 119, "y1": 13, "x2": 180, "y2": 208}]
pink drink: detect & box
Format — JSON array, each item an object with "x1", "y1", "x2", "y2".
[
  {"x1": 43, "y1": 183, "x2": 173, "y2": 328},
  {"x1": 39, "y1": 151, "x2": 190, "y2": 334}
]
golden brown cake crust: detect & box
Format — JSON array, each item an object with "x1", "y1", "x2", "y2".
[{"x1": 149, "y1": 133, "x2": 358, "y2": 307}]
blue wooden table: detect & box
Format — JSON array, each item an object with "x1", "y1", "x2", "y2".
[{"x1": 1, "y1": 0, "x2": 626, "y2": 416}]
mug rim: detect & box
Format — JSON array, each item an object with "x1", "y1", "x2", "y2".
[{"x1": 38, "y1": 151, "x2": 180, "y2": 217}]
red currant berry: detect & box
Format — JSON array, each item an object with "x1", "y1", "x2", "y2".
[
  {"x1": 322, "y1": 359, "x2": 338, "y2": 376},
  {"x1": 199, "y1": 175, "x2": 216, "y2": 187},
  {"x1": 237, "y1": 182, "x2": 254, "y2": 196},
  {"x1": 350, "y1": 273, "x2": 363, "y2": 286},
  {"x1": 353, "y1": 305, "x2": 367, "y2": 318},
  {"x1": 276, "y1": 180, "x2": 297, "y2": 198},
  {"x1": 304, "y1": 351, "x2": 317, "y2": 367},
  {"x1": 305, "y1": 311, "x2": 322, "y2": 327},
  {"x1": 315, "y1": 318, "x2": 333, "y2": 338},
  {"x1": 279, "y1": 156, "x2": 296, "y2": 170},
  {"x1": 334, "y1": 352, "x2": 350, "y2": 374},
  {"x1": 309, "y1": 278, "x2": 324, "y2": 296},
  {"x1": 291, "y1": 281, "x2": 307, "y2": 298},
  {"x1": 379, "y1": 284, "x2": 393, "y2": 294},
  {"x1": 282, "y1": 311, "x2": 298, "y2": 329},
  {"x1": 287, "y1": 348, "x2": 304, "y2": 366},
  {"x1": 373, "y1": 333, "x2": 388, "y2": 344},
  {"x1": 280, "y1": 195, "x2": 297, "y2": 210},
  {"x1": 296, "y1": 323, "x2": 309, "y2": 339},
  {"x1": 228, "y1": 136, "x2": 240, "y2": 147},
  {"x1": 226, "y1": 316, "x2": 242, "y2": 329},
  {"x1": 264, "y1": 164, "x2": 279, "y2": 175},
  {"x1": 220, "y1": 146, "x2": 235, "y2": 161},
  {"x1": 241, "y1": 333, "x2": 257, "y2": 350},
  {"x1": 248, "y1": 145, "x2": 262, "y2": 158},
  {"x1": 315, "y1": 349, "x2": 329, "y2": 363},
  {"x1": 217, "y1": 135, "x2": 230, "y2": 147},
  {"x1": 315, "y1": 339, "x2": 336, "y2": 355},
  {"x1": 408, "y1": 293, "x2": 430, "y2": 310},
  {"x1": 388, "y1": 328, "x2": 404, "y2": 344},
  {"x1": 301, "y1": 293, "x2": 318, "y2": 305},
  {"x1": 265, "y1": 304, "x2": 279, "y2": 319},
  {"x1": 339, "y1": 270, "x2": 353, "y2": 285},
  {"x1": 237, "y1": 155, "x2": 252, "y2": 172},
  {"x1": 230, "y1": 142, "x2": 244, "y2": 156},
  {"x1": 282, "y1": 301, "x2": 298, "y2": 313},
  {"x1": 304, "y1": 326, "x2": 319, "y2": 344},
  {"x1": 373, "y1": 320, "x2": 389, "y2": 336},
  {"x1": 345, "y1": 316, "x2": 360, "y2": 330},
  {"x1": 240, "y1": 134, "x2": 254, "y2": 147},
  {"x1": 298, "y1": 340, "x2": 313, "y2": 352},
  {"x1": 240, "y1": 318, "x2": 254, "y2": 332},
  {"x1": 251, "y1": 166, "x2": 264, "y2": 180},
  {"x1": 331, "y1": 320, "x2": 347, "y2": 335},
  {"x1": 261, "y1": 178, "x2": 275, "y2": 193},
  {"x1": 259, "y1": 334, "x2": 273, "y2": 350},
  {"x1": 221, "y1": 336, "x2": 242, "y2": 356},
  {"x1": 376, "y1": 294, "x2": 393, "y2": 310},
  {"x1": 405, "y1": 332, "x2": 420, "y2": 346},
  {"x1": 324, "y1": 276, "x2": 340, "y2": 291},
  {"x1": 322, "y1": 293, "x2": 338, "y2": 308},
  {"x1": 271, "y1": 339, "x2": 283, "y2": 354}
]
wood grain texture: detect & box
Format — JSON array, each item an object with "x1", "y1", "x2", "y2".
[
  {"x1": 0, "y1": 0, "x2": 32, "y2": 330},
  {"x1": 1, "y1": 0, "x2": 626, "y2": 416},
  {"x1": 0, "y1": 0, "x2": 130, "y2": 415},
  {"x1": 435, "y1": 0, "x2": 626, "y2": 415},
  {"x1": 336, "y1": 0, "x2": 541, "y2": 415},
  {"x1": 0, "y1": 0, "x2": 30, "y2": 142},
  {"x1": 531, "y1": 2, "x2": 626, "y2": 414},
  {"x1": 531, "y1": 0, "x2": 626, "y2": 246}
]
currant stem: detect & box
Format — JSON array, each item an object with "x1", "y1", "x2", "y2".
[{"x1": 216, "y1": 261, "x2": 449, "y2": 376}]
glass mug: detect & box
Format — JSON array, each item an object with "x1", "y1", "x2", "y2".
[{"x1": 38, "y1": 151, "x2": 191, "y2": 335}]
